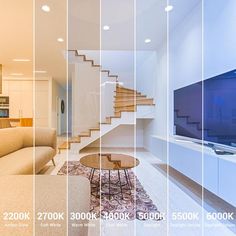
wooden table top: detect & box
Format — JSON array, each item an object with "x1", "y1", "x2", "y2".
[{"x1": 80, "y1": 153, "x2": 140, "y2": 170}]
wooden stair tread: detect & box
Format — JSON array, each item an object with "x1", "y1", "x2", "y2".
[
  {"x1": 58, "y1": 141, "x2": 70, "y2": 150},
  {"x1": 114, "y1": 95, "x2": 146, "y2": 98},
  {"x1": 100, "y1": 121, "x2": 111, "y2": 124},
  {"x1": 99, "y1": 117, "x2": 111, "y2": 125},
  {"x1": 114, "y1": 111, "x2": 121, "y2": 116},
  {"x1": 116, "y1": 88, "x2": 139, "y2": 92},
  {"x1": 69, "y1": 137, "x2": 81, "y2": 143},
  {"x1": 115, "y1": 107, "x2": 136, "y2": 112},
  {"x1": 114, "y1": 99, "x2": 154, "y2": 106},
  {"x1": 114, "y1": 103, "x2": 154, "y2": 108},
  {"x1": 115, "y1": 91, "x2": 141, "y2": 95},
  {"x1": 79, "y1": 132, "x2": 91, "y2": 137},
  {"x1": 114, "y1": 96, "x2": 146, "y2": 102},
  {"x1": 109, "y1": 115, "x2": 121, "y2": 119},
  {"x1": 116, "y1": 86, "x2": 137, "y2": 92},
  {"x1": 90, "y1": 127, "x2": 100, "y2": 131}
]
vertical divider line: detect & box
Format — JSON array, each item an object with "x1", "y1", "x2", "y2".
[
  {"x1": 134, "y1": 0, "x2": 137, "y2": 235},
  {"x1": 99, "y1": 0, "x2": 102, "y2": 235},
  {"x1": 33, "y1": 0, "x2": 35, "y2": 235},
  {"x1": 201, "y1": 1, "x2": 204, "y2": 235},
  {"x1": 167, "y1": 0, "x2": 170, "y2": 235},
  {"x1": 66, "y1": 0, "x2": 69, "y2": 235}
]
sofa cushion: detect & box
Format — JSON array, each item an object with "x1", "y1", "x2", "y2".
[
  {"x1": 0, "y1": 128, "x2": 23, "y2": 158},
  {"x1": 18, "y1": 127, "x2": 56, "y2": 150},
  {"x1": 0, "y1": 146, "x2": 55, "y2": 175}
]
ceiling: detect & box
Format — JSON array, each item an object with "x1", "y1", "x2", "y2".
[
  {"x1": 35, "y1": 0, "x2": 67, "y2": 85},
  {"x1": 0, "y1": 0, "x2": 33, "y2": 77},
  {"x1": 0, "y1": 0, "x2": 200, "y2": 86},
  {"x1": 0, "y1": 0, "x2": 67, "y2": 85}
]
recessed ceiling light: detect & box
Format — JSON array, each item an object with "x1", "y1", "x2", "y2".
[
  {"x1": 34, "y1": 70, "x2": 47, "y2": 74},
  {"x1": 145, "y1": 38, "x2": 151, "y2": 44},
  {"x1": 165, "y1": 5, "x2": 173, "y2": 12},
  {"x1": 57, "y1": 38, "x2": 64, "y2": 42},
  {"x1": 103, "y1": 25, "x2": 110, "y2": 31},
  {"x1": 41, "y1": 5, "x2": 50, "y2": 12},
  {"x1": 13, "y1": 59, "x2": 30, "y2": 62},
  {"x1": 10, "y1": 73, "x2": 23, "y2": 76}
]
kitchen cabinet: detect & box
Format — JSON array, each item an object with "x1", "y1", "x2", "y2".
[
  {"x1": 3, "y1": 79, "x2": 51, "y2": 127},
  {"x1": 8, "y1": 80, "x2": 33, "y2": 118}
]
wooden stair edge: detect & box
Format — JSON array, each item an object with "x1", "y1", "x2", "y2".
[
  {"x1": 116, "y1": 88, "x2": 137, "y2": 93},
  {"x1": 114, "y1": 97, "x2": 148, "y2": 100},
  {"x1": 116, "y1": 86, "x2": 139, "y2": 92},
  {"x1": 58, "y1": 141, "x2": 70, "y2": 153},
  {"x1": 79, "y1": 132, "x2": 91, "y2": 137},
  {"x1": 114, "y1": 104, "x2": 153, "y2": 108},
  {"x1": 89, "y1": 127, "x2": 100, "y2": 131},
  {"x1": 99, "y1": 121, "x2": 111, "y2": 125},
  {"x1": 114, "y1": 109, "x2": 136, "y2": 112},
  {"x1": 58, "y1": 141, "x2": 70, "y2": 149},
  {"x1": 114, "y1": 98, "x2": 154, "y2": 103},
  {"x1": 109, "y1": 115, "x2": 121, "y2": 119},
  {"x1": 114, "y1": 95, "x2": 146, "y2": 98},
  {"x1": 115, "y1": 91, "x2": 142, "y2": 95}
]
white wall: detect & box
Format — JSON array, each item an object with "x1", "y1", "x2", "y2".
[
  {"x1": 142, "y1": 1, "x2": 202, "y2": 151},
  {"x1": 79, "y1": 50, "x2": 135, "y2": 89},
  {"x1": 51, "y1": 79, "x2": 67, "y2": 134},
  {"x1": 72, "y1": 61, "x2": 100, "y2": 135},
  {"x1": 137, "y1": 47, "x2": 168, "y2": 150},
  {"x1": 204, "y1": 0, "x2": 236, "y2": 78},
  {"x1": 88, "y1": 121, "x2": 144, "y2": 148},
  {"x1": 68, "y1": 89, "x2": 72, "y2": 134},
  {"x1": 136, "y1": 51, "x2": 158, "y2": 98}
]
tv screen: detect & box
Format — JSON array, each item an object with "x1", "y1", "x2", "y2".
[{"x1": 174, "y1": 69, "x2": 236, "y2": 147}]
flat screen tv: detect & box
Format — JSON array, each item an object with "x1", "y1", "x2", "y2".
[{"x1": 174, "y1": 69, "x2": 236, "y2": 149}]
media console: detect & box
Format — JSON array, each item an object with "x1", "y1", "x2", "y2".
[{"x1": 150, "y1": 135, "x2": 236, "y2": 207}]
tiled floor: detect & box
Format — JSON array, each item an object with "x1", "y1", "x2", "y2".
[{"x1": 42, "y1": 146, "x2": 236, "y2": 236}]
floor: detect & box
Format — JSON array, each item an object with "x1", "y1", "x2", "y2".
[{"x1": 41, "y1": 146, "x2": 236, "y2": 236}]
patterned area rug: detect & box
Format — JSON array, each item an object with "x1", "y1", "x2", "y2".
[{"x1": 58, "y1": 161, "x2": 161, "y2": 221}]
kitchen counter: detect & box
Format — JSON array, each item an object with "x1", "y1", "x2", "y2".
[{"x1": 0, "y1": 118, "x2": 33, "y2": 127}]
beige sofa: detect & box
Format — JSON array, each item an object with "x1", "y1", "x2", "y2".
[{"x1": 0, "y1": 127, "x2": 57, "y2": 175}]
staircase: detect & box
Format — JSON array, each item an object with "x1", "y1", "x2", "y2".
[{"x1": 58, "y1": 50, "x2": 155, "y2": 153}]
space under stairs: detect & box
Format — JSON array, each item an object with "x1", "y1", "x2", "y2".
[{"x1": 58, "y1": 50, "x2": 155, "y2": 153}]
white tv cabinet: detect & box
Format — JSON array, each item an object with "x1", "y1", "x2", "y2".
[{"x1": 151, "y1": 135, "x2": 236, "y2": 207}]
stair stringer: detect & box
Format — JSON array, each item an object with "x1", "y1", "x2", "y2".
[{"x1": 70, "y1": 112, "x2": 135, "y2": 153}]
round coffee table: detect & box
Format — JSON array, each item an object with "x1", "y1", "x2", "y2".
[{"x1": 80, "y1": 153, "x2": 140, "y2": 199}]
